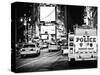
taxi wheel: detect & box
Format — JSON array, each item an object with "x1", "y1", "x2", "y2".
[
  {"x1": 36, "y1": 52, "x2": 40, "y2": 56},
  {"x1": 38, "y1": 52, "x2": 40, "y2": 55}
]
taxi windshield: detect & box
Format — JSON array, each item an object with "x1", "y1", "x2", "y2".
[{"x1": 23, "y1": 44, "x2": 35, "y2": 48}]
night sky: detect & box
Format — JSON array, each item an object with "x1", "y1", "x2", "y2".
[
  {"x1": 67, "y1": 5, "x2": 85, "y2": 25},
  {"x1": 65, "y1": 5, "x2": 85, "y2": 32}
]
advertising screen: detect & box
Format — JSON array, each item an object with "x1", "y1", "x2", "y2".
[
  {"x1": 41, "y1": 34, "x2": 48, "y2": 40},
  {"x1": 40, "y1": 6, "x2": 55, "y2": 22},
  {"x1": 41, "y1": 25, "x2": 55, "y2": 34}
]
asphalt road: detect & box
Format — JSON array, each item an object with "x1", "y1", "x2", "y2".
[{"x1": 15, "y1": 49, "x2": 97, "y2": 73}]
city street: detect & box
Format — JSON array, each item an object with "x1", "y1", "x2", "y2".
[
  {"x1": 16, "y1": 49, "x2": 68, "y2": 72},
  {"x1": 11, "y1": 2, "x2": 97, "y2": 73},
  {"x1": 15, "y1": 48, "x2": 97, "y2": 73}
]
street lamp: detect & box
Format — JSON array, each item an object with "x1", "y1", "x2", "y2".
[
  {"x1": 20, "y1": 14, "x2": 32, "y2": 43},
  {"x1": 19, "y1": 14, "x2": 28, "y2": 43},
  {"x1": 20, "y1": 18, "x2": 23, "y2": 22}
]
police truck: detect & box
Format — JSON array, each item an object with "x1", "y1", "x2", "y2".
[{"x1": 68, "y1": 26, "x2": 97, "y2": 61}]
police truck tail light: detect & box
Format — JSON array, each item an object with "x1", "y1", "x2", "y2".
[
  {"x1": 69, "y1": 43, "x2": 73, "y2": 46},
  {"x1": 70, "y1": 48, "x2": 73, "y2": 53},
  {"x1": 70, "y1": 50, "x2": 73, "y2": 53}
]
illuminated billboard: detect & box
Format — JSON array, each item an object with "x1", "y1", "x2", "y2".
[
  {"x1": 41, "y1": 25, "x2": 55, "y2": 34},
  {"x1": 40, "y1": 6, "x2": 55, "y2": 22},
  {"x1": 40, "y1": 34, "x2": 48, "y2": 40}
]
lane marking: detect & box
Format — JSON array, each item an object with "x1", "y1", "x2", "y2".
[
  {"x1": 16, "y1": 51, "x2": 51, "y2": 64},
  {"x1": 16, "y1": 52, "x2": 60, "y2": 69},
  {"x1": 16, "y1": 56, "x2": 47, "y2": 69}
]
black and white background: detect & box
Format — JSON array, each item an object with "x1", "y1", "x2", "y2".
[
  {"x1": 0, "y1": 0, "x2": 100, "y2": 75},
  {"x1": 11, "y1": 2, "x2": 97, "y2": 73}
]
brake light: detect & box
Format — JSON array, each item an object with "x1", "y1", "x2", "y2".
[
  {"x1": 70, "y1": 48, "x2": 73, "y2": 53},
  {"x1": 70, "y1": 50, "x2": 73, "y2": 54},
  {"x1": 69, "y1": 43, "x2": 73, "y2": 46}
]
